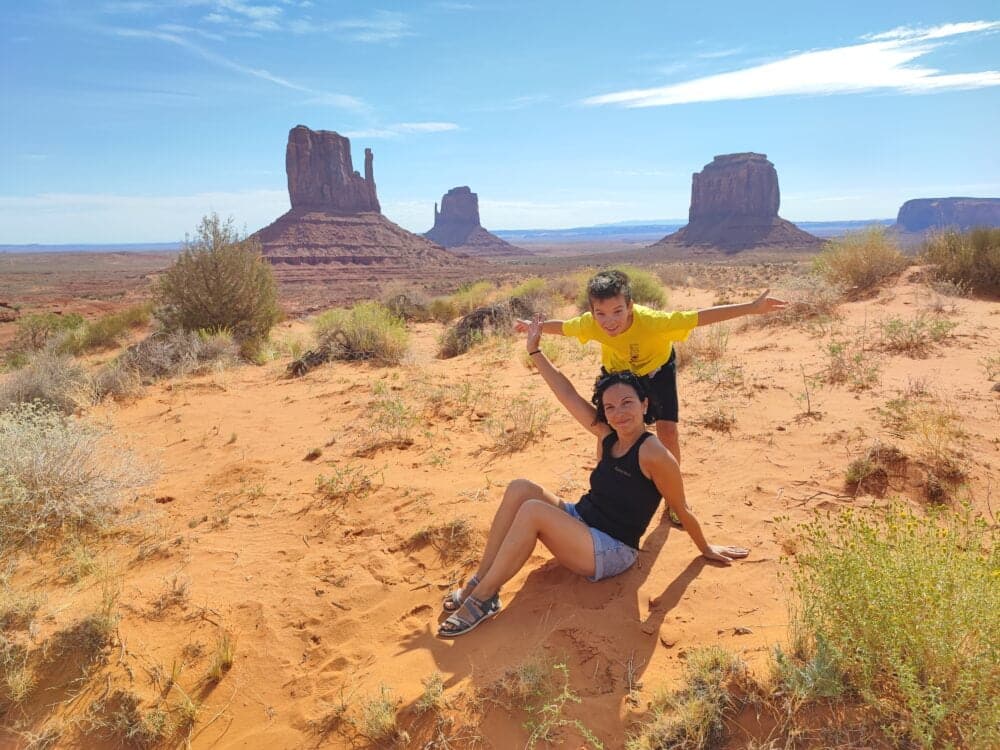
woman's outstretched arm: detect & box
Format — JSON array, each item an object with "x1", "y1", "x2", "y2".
[
  {"x1": 640, "y1": 439, "x2": 749, "y2": 565},
  {"x1": 525, "y1": 319, "x2": 609, "y2": 439}
]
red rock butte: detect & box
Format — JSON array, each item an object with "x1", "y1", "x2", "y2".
[
  {"x1": 251, "y1": 125, "x2": 483, "y2": 312},
  {"x1": 653, "y1": 153, "x2": 821, "y2": 253},
  {"x1": 424, "y1": 186, "x2": 530, "y2": 257}
]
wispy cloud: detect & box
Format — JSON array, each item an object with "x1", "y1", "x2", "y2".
[
  {"x1": 584, "y1": 21, "x2": 1000, "y2": 107},
  {"x1": 343, "y1": 122, "x2": 459, "y2": 138},
  {"x1": 110, "y1": 27, "x2": 366, "y2": 109},
  {"x1": 328, "y1": 11, "x2": 412, "y2": 43}
]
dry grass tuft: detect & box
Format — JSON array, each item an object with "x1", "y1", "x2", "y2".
[
  {"x1": 314, "y1": 302, "x2": 409, "y2": 365},
  {"x1": 813, "y1": 227, "x2": 908, "y2": 294},
  {"x1": 484, "y1": 396, "x2": 552, "y2": 453},
  {"x1": 923, "y1": 227, "x2": 1000, "y2": 294},
  {"x1": 627, "y1": 648, "x2": 747, "y2": 750},
  {"x1": 0, "y1": 402, "x2": 149, "y2": 553}
]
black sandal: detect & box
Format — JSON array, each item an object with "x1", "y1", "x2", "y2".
[
  {"x1": 442, "y1": 575, "x2": 479, "y2": 613},
  {"x1": 437, "y1": 594, "x2": 501, "y2": 638}
]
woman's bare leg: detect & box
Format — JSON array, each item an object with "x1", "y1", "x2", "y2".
[
  {"x1": 470, "y1": 479, "x2": 563, "y2": 585},
  {"x1": 472, "y1": 499, "x2": 595, "y2": 599}
]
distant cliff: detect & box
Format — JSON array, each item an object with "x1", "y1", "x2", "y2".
[{"x1": 896, "y1": 198, "x2": 1000, "y2": 232}]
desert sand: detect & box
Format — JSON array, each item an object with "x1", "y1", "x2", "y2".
[{"x1": 2, "y1": 268, "x2": 998, "y2": 749}]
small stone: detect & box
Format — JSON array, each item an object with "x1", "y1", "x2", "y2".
[
  {"x1": 641, "y1": 624, "x2": 656, "y2": 635},
  {"x1": 734, "y1": 626, "x2": 753, "y2": 635},
  {"x1": 992, "y1": 382, "x2": 1000, "y2": 393},
  {"x1": 659, "y1": 634, "x2": 677, "y2": 648}
]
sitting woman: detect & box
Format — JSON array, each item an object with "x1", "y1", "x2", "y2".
[{"x1": 438, "y1": 319, "x2": 749, "y2": 637}]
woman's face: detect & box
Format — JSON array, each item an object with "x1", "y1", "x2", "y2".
[{"x1": 601, "y1": 382, "x2": 646, "y2": 431}]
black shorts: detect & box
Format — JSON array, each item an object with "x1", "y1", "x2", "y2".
[{"x1": 602, "y1": 350, "x2": 679, "y2": 423}]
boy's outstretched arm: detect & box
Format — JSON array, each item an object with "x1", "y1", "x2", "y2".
[
  {"x1": 696, "y1": 288, "x2": 787, "y2": 327},
  {"x1": 514, "y1": 319, "x2": 565, "y2": 335}
]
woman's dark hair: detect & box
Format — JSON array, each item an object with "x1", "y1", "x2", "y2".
[
  {"x1": 591, "y1": 371, "x2": 654, "y2": 425},
  {"x1": 587, "y1": 269, "x2": 632, "y2": 306}
]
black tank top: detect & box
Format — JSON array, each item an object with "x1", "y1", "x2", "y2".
[{"x1": 576, "y1": 431, "x2": 662, "y2": 549}]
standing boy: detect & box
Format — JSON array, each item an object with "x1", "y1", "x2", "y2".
[{"x1": 517, "y1": 269, "x2": 786, "y2": 468}]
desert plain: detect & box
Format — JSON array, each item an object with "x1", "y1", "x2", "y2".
[{"x1": 0, "y1": 247, "x2": 998, "y2": 749}]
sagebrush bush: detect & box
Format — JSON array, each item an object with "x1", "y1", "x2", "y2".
[
  {"x1": 790, "y1": 504, "x2": 998, "y2": 749},
  {"x1": 922, "y1": 227, "x2": 1000, "y2": 294},
  {"x1": 112, "y1": 330, "x2": 239, "y2": 384},
  {"x1": 813, "y1": 227, "x2": 908, "y2": 292},
  {"x1": 380, "y1": 282, "x2": 432, "y2": 322},
  {"x1": 509, "y1": 277, "x2": 556, "y2": 319},
  {"x1": 576, "y1": 265, "x2": 667, "y2": 310},
  {"x1": 0, "y1": 351, "x2": 91, "y2": 413},
  {"x1": 313, "y1": 302, "x2": 408, "y2": 365},
  {"x1": 153, "y1": 213, "x2": 281, "y2": 345},
  {"x1": 0, "y1": 402, "x2": 149, "y2": 552}
]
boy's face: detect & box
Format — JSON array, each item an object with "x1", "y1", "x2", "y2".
[{"x1": 590, "y1": 294, "x2": 633, "y2": 337}]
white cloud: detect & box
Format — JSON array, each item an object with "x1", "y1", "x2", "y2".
[
  {"x1": 0, "y1": 191, "x2": 290, "y2": 244},
  {"x1": 343, "y1": 122, "x2": 459, "y2": 138},
  {"x1": 584, "y1": 21, "x2": 1000, "y2": 107},
  {"x1": 110, "y1": 27, "x2": 366, "y2": 109}
]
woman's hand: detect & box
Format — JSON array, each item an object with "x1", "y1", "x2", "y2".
[
  {"x1": 526, "y1": 316, "x2": 543, "y2": 353},
  {"x1": 749, "y1": 288, "x2": 788, "y2": 315},
  {"x1": 701, "y1": 544, "x2": 750, "y2": 565}
]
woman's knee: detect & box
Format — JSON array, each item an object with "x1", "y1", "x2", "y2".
[
  {"x1": 511, "y1": 499, "x2": 553, "y2": 529},
  {"x1": 503, "y1": 478, "x2": 543, "y2": 505}
]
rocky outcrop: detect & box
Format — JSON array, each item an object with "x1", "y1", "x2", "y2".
[
  {"x1": 286, "y1": 125, "x2": 380, "y2": 213},
  {"x1": 424, "y1": 186, "x2": 529, "y2": 257},
  {"x1": 252, "y1": 126, "x2": 484, "y2": 312},
  {"x1": 653, "y1": 153, "x2": 821, "y2": 252},
  {"x1": 896, "y1": 198, "x2": 1000, "y2": 232}
]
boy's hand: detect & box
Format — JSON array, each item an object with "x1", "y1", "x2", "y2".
[
  {"x1": 749, "y1": 288, "x2": 788, "y2": 315},
  {"x1": 514, "y1": 319, "x2": 530, "y2": 333},
  {"x1": 525, "y1": 317, "x2": 543, "y2": 352}
]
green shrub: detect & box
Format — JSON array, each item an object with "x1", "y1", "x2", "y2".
[
  {"x1": 923, "y1": 227, "x2": 1000, "y2": 294},
  {"x1": 878, "y1": 314, "x2": 957, "y2": 356},
  {"x1": 576, "y1": 265, "x2": 667, "y2": 310},
  {"x1": 0, "y1": 402, "x2": 148, "y2": 553},
  {"x1": 813, "y1": 227, "x2": 908, "y2": 292},
  {"x1": 451, "y1": 281, "x2": 496, "y2": 316},
  {"x1": 313, "y1": 302, "x2": 408, "y2": 365},
  {"x1": 53, "y1": 303, "x2": 153, "y2": 355},
  {"x1": 12, "y1": 312, "x2": 84, "y2": 352},
  {"x1": 153, "y1": 213, "x2": 281, "y2": 345},
  {"x1": 0, "y1": 351, "x2": 91, "y2": 413},
  {"x1": 789, "y1": 504, "x2": 998, "y2": 748}
]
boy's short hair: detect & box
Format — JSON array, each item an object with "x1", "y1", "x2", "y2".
[{"x1": 587, "y1": 270, "x2": 632, "y2": 306}]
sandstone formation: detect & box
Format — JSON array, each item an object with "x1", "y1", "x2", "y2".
[
  {"x1": 253, "y1": 126, "x2": 484, "y2": 312},
  {"x1": 424, "y1": 186, "x2": 529, "y2": 257},
  {"x1": 286, "y1": 125, "x2": 380, "y2": 213},
  {"x1": 653, "y1": 153, "x2": 821, "y2": 252},
  {"x1": 896, "y1": 198, "x2": 1000, "y2": 232}
]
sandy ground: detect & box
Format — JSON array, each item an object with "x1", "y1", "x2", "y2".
[{"x1": 2, "y1": 269, "x2": 998, "y2": 749}]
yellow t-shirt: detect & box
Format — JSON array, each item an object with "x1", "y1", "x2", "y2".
[{"x1": 562, "y1": 305, "x2": 698, "y2": 375}]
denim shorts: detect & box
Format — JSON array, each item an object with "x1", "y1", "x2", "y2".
[{"x1": 563, "y1": 503, "x2": 639, "y2": 582}]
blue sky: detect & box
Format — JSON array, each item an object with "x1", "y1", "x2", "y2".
[{"x1": 1, "y1": 1, "x2": 998, "y2": 243}]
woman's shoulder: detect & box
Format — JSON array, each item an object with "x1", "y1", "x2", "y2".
[{"x1": 637, "y1": 433, "x2": 671, "y2": 463}]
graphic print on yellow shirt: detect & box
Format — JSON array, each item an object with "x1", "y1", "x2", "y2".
[{"x1": 561, "y1": 305, "x2": 698, "y2": 375}]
